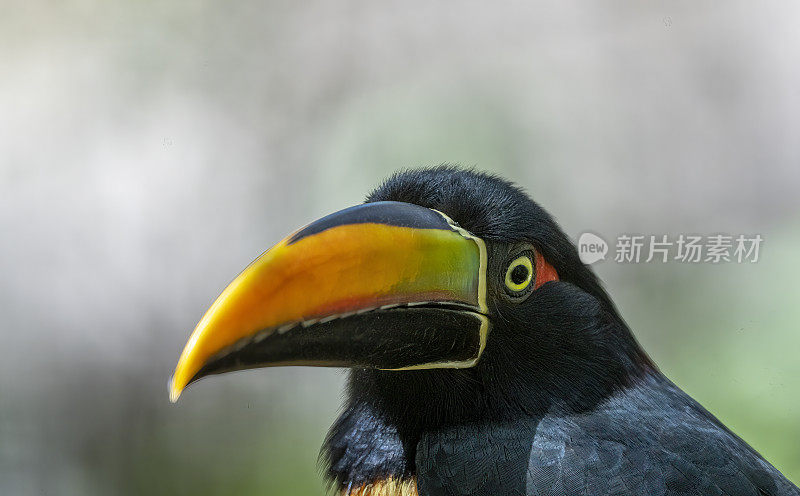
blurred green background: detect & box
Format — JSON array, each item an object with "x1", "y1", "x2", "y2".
[{"x1": 1, "y1": 1, "x2": 798, "y2": 495}]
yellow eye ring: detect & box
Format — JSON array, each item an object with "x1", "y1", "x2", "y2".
[{"x1": 504, "y1": 255, "x2": 534, "y2": 292}]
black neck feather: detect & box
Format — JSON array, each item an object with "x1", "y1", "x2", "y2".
[{"x1": 322, "y1": 282, "x2": 655, "y2": 490}]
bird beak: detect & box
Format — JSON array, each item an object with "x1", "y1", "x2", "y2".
[{"x1": 169, "y1": 201, "x2": 488, "y2": 402}]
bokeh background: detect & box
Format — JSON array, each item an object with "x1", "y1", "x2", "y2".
[{"x1": 2, "y1": 1, "x2": 799, "y2": 494}]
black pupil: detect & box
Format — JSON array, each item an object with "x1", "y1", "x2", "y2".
[{"x1": 510, "y1": 264, "x2": 529, "y2": 285}]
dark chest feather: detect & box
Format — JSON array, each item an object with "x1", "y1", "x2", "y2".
[
  {"x1": 330, "y1": 376, "x2": 800, "y2": 496},
  {"x1": 416, "y1": 377, "x2": 799, "y2": 496}
]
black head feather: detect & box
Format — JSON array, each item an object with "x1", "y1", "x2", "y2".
[{"x1": 324, "y1": 166, "x2": 656, "y2": 490}]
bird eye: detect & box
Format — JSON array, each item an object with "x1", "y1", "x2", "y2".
[{"x1": 504, "y1": 254, "x2": 534, "y2": 295}]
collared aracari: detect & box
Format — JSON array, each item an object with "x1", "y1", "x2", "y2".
[{"x1": 171, "y1": 167, "x2": 799, "y2": 496}]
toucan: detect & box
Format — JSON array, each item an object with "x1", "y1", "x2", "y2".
[{"x1": 170, "y1": 167, "x2": 799, "y2": 496}]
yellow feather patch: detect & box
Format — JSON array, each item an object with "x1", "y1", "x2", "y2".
[{"x1": 342, "y1": 478, "x2": 418, "y2": 496}]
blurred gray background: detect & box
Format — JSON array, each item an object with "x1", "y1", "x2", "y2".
[{"x1": 1, "y1": 1, "x2": 799, "y2": 494}]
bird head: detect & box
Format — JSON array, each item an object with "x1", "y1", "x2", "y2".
[{"x1": 170, "y1": 167, "x2": 653, "y2": 424}]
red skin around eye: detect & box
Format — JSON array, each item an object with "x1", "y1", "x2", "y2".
[{"x1": 534, "y1": 251, "x2": 559, "y2": 289}]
